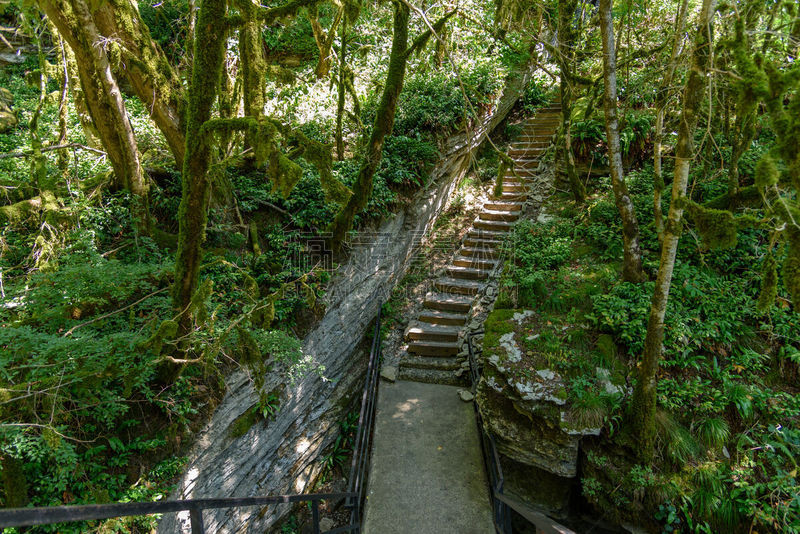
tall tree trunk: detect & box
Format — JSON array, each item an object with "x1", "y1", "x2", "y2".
[
  {"x1": 173, "y1": 0, "x2": 228, "y2": 319},
  {"x1": 239, "y1": 0, "x2": 266, "y2": 154},
  {"x1": 629, "y1": 0, "x2": 716, "y2": 463},
  {"x1": 328, "y1": 0, "x2": 410, "y2": 249},
  {"x1": 63, "y1": 43, "x2": 101, "y2": 149},
  {"x1": 90, "y1": 0, "x2": 186, "y2": 165},
  {"x1": 599, "y1": 0, "x2": 644, "y2": 283},
  {"x1": 40, "y1": 0, "x2": 150, "y2": 232},
  {"x1": 30, "y1": 24, "x2": 49, "y2": 192},
  {"x1": 653, "y1": 0, "x2": 688, "y2": 242},
  {"x1": 54, "y1": 28, "x2": 70, "y2": 177},
  {"x1": 309, "y1": 5, "x2": 344, "y2": 79},
  {"x1": 556, "y1": 0, "x2": 585, "y2": 204},
  {"x1": 335, "y1": 20, "x2": 348, "y2": 160}
]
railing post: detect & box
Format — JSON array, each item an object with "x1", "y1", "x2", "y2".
[
  {"x1": 311, "y1": 499, "x2": 321, "y2": 534},
  {"x1": 189, "y1": 507, "x2": 205, "y2": 534}
]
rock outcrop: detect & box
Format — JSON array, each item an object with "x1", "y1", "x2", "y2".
[{"x1": 158, "y1": 66, "x2": 534, "y2": 533}]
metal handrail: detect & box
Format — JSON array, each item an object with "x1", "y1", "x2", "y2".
[
  {"x1": 466, "y1": 329, "x2": 512, "y2": 533},
  {"x1": 346, "y1": 306, "x2": 382, "y2": 527},
  {"x1": 0, "y1": 308, "x2": 384, "y2": 534}
]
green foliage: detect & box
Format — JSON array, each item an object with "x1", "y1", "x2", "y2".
[
  {"x1": 520, "y1": 81, "x2": 550, "y2": 113},
  {"x1": 501, "y1": 219, "x2": 575, "y2": 306},
  {"x1": 684, "y1": 201, "x2": 739, "y2": 250},
  {"x1": 138, "y1": 0, "x2": 190, "y2": 63},
  {"x1": 378, "y1": 135, "x2": 437, "y2": 187},
  {"x1": 757, "y1": 253, "x2": 778, "y2": 314},
  {"x1": 387, "y1": 70, "x2": 467, "y2": 137},
  {"x1": 320, "y1": 410, "x2": 358, "y2": 477}
]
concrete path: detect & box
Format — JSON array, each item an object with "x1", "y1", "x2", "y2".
[{"x1": 363, "y1": 380, "x2": 495, "y2": 534}]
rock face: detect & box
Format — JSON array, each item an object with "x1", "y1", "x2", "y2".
[
  {"x1": 477, "y1": 308, "x2": 604, "y2": 512},
  {"x1": 157, "y1": 67, "x2": 534, "y2": 533}
]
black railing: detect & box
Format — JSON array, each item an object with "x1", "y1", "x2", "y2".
[
  {"x1": 0, "y1": 308, "x2": 384, "y2": 534},
  {"x1": 466, "y1": 329, "x2": 512, "y2": 533},
  {"x1": 345, "y1": 305, "x2": 382, "y2": 528}
]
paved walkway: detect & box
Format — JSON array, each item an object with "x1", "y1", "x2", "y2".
[{"x1": 363, "y1": 380, "x2": 494, "y2": 534}]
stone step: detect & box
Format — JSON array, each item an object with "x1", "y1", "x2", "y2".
[
  {"x1": 509, "y1": 141, "x2": 550, "y2": 149},
  {"x1": 502, "y1": 184, "x2": 527, "y2": 193},
  {"x1": 407, "y1": 340, "x2": 461, "y2": 356},
  {"x1": 521, "y1": 129, "x2": 556, "y2": 135},
  {"x1": 397, "y1": 366, "x2": 466, "y2": 387},
  {"x1": 452, "y1": 255, "x2": 499, "y2": 270},
  {"x1": 480, "y1": 209, "x2": 520, "y2": 222},
  {"x1": 493, "y1": 192, "x2": 527, "y2": 202},
  {"x1": 502, "y1": 176, "x2": 532, "y2": 183},
  {"x1": 423, "y1": 292, "x2": 474, "y2": 313},
  {"x1": 484, "y1": 200, "x2": 524, "y2": 211},
  {"x1": 509, "y1": 145, "x2": 547, "y2": 153},
  {"x1": 513, "y1": 159, "x2": 541, "y2": 167},
  {"x1": 509, "y1": 145, "x2": 548, "y2": 152},
  {"x1": 406, "y1": 324, "x2": 461, "y2": 342},
  {"x1": 417, "y1": 309, "x2": 468, "y2": 326},
  {"x1": 467, "y1": 228, "x2": 508, "y2": 240},
  {"x1": 446, "y1": 265, "x2": 491, "y2": 280},
  {"x1": 514, "y1": 130, "x2": 558, "y2": 136},
  {"x1": 474, "y1": 219, "x2": 515, "y2": 232},
  {"x1": 462, "y1": 236, "x2": 502, "y2": 249},
  {"x1": 400, "y1": 355, "x2": 462, "y2": 371},
  {"x1": 459, "y1": 246, "x2": 500, "y2": 259},
  {"x1": 434, "y1": 277, "x2": 484, "y2": 296},
  {"x1": 527, "y1": 118, "x2": 561, "y2": 125}
]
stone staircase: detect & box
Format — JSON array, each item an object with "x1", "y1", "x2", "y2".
[{"x1": 398, "y1": 103, "x2": 561, "y2": 385}]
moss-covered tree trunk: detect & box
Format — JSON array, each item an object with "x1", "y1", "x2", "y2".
[
  {"x1": 173, "y1": 0, "x2": 228, "y2": 319},
  {"x1": 629, "y1": 0, "x2": 716, "y2": 463},
  {"x1": 653, "y1": 0, "x2": 688, "y2": 242},
  {"x1": 335, "y1": 20, "x2": 348, "y2": 160},
  {"x1": 40, "y1": 0, "x2": 150, "y2": 232},
  {"x1": 328, "y1": 0, "x2": 410, "y2": 248},
  {"x1": 556, "y1": 0, "x2": 586, "y2": 204},
  {"x1": 309, "y1": 4, "x2": 344, "y2": 79},
  {"x1": 90, "y1": 0, "x2": 186, "y2": 165},
  {"x1": 599, "y1": 0, "x2": 644, "y2": 283},
  {"x1": 1, "y1": 455, "x2": 28, "y2": 508},
  {"x1": 63, "y1": 43, "x2": 101, "y2": 149},
  {"x1": 239, "y1": 0, "x2": 266, "y2": 154},
  {"x1": 54, "y1": 28, "x2": 70, "y2": 177}
]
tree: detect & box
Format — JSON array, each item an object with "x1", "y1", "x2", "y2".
[
  {"x1": 598, "y1": 0, "x2": 644, "y2": 283},
  {"x1": 555, "y1": 0, "x2": 587, "y2": 204},
  {"x1": 328, "y1": 0, "x2": 410, "y2": 248},
  {"x1": 327, "y1": 2, "x2": 454, "y2": 248},
  {"x1": 39, "y1": 0, "x2": 151, "y2": 232},
  {"x1": 652, "y1": 0, "x2": 688, "y2": 241},
  {"x1": 172, "y1": 0, "x2": 230, "y2": 320},
  {"x1": 308, "y1": 3, "x2": 344, "y2": 78},
  {"x1": 628, "y1": 0, "x2": 717, "y2": 462}
]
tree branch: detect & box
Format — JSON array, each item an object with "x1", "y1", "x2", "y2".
[
  {"x1": 404, "y1": 9, "x2": 457, "y2": 58},
  {"x1": 63, "y1": 288, "x2": 169, "y2": 337},
  {"x1": 0, "y1": 143, "x2": 106, "y2": 160}
]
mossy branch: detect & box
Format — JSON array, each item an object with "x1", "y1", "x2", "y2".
[
  {"x1": 227, "y1": 0, "x2": 323, "y2": 27},
  {"x1": 404, "y1": 9, "x2": 457, "y2": 58}
]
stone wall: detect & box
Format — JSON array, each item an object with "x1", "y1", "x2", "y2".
[{"x1": 157, "y1": 66, "x2": 534, "y2": 533}]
